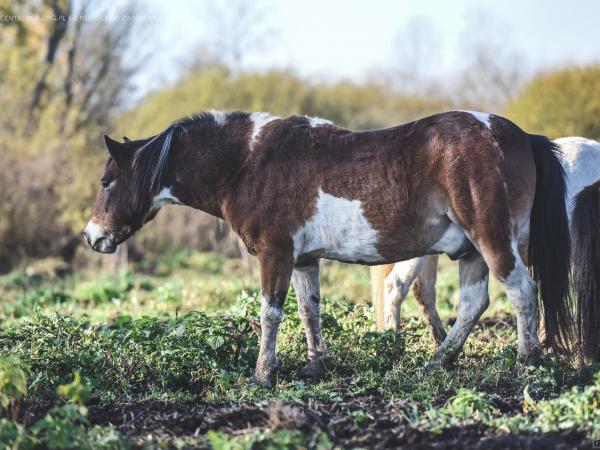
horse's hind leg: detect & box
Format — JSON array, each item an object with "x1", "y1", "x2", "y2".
[
  {"x1": 412, "y1": 255, "x2": 446, "y2": 346},
  {"x1": 432, "y1": 252, "x2": 489, "y2": 367},
  {"x1": 488, "y1": 247, "x2": 541, "y2": 364},
  {"x1": 517, "y1": 233, "x2": 546, "y2": 346},
  {"x1": 291, "y1": 262, "x2": 330, "y2": 378},
  {"x1": 384, "y1": 257, "x2": 427, "y2": 330}
]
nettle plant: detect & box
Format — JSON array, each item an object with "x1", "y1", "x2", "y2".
[{"x1": 0, "y1": 356, "x2": 29, "y2": 420}]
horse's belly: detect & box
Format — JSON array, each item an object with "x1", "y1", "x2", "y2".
[
  {"x1": 292, "y1": 189, "x2": 383, "y2": 264},
  {"x1": 427, "y1": 222, "x2": 471, "y2": 259}
]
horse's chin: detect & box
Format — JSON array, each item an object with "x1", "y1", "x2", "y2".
[
  {"x1": 95, "y1": 239, "x2": 118, "y2": 254},
  {"x1": 99, "y1": 244, "x2": 117, "y2": 254}
]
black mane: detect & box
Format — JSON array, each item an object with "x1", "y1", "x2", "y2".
[
  {"x1": 130, "y1": 126, "x2": 180, "y2": 214},
  {"x1": 130, "y1": 110, "x2": 251, "y2": 215},
  {"x1": 132, "y1": 111, "x2": 250, "y2": 213},
  {"x1": 174, "y1": 110, "x2": 250, "y2": 128}
]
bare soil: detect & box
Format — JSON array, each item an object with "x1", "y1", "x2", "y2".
[{"x1": 84, "y1": 393, "x2": 589, "y2": 449}]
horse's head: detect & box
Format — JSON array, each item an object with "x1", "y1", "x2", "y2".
[{"x1": 84, "y1": 128, "x2": 178, "y2": 253}]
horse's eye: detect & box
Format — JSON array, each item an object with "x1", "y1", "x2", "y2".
[{"x1": 101, "y1": 178, "x2": 111, "y2": 189}]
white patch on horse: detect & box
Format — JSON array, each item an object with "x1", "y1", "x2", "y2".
[
  {"x1": 249, "y1": 112, "x2": 279, "y2": 150},
  {"x1": 151, "y1": 187, "x2": 181, "y2": 211},
  {"x1": 457, "y1": 110, "x2": 493, "y2": 130},
  {"x1": 386, "y1": 258, "x2": 426, "y2": 297},
  {"x1": 554, "y1": 137, "x2": 600, "y2": 219},
  {"x1": 292, "y1": 265, "x2": 326, "y2": 360},
  {"x1": 504, "y1": 137, "x2": 600, "y2": 249},
  {"x1": 453, "y1": 276, "x2": 490, "y2": 329},
  {"x1": 500, "y1": 244, "x2": 539, "y2": 354},
  {"x1": 433, "y1": 270, "x2": 489, "y2": 363},
  {"x1": 256, "y1": 294, "x2": 284, "y2": 383},
  {"x1": 429, "y1": 222, "x2": 467, "y2": 256},
  {"x1": 84, "y1": 221, "x2": 106, "y2": 243},
  {"x1": 306, "y1": 116, "x2": 334, "y2": 128},
  {"x1": 384, "y1": 257, "x2": 427, "y2": 329},
  {"x1": 292, "y1": 189, "x2": 381, "y2": 263},
  {"x1": 458, "y1": 279, "x2": 489, "y2": 314},
  {"x1": 209, "y1": 110, "x2": 229, "y2": 126},
  {"x1": 261, "y1": 295, "x2": 285, "y2": 321}
]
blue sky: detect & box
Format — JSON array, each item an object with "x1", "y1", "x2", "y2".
[{"x1": 132, "y1": 0, "x2": 600, "y2": 89}]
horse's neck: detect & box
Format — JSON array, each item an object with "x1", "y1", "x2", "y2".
[{"x1": 170, "y1": 128, "x2": 247, "y2": 218}]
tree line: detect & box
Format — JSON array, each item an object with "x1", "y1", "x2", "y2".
[{"x1": 1, "y1": 0, "x2": 599, "y2": 272}]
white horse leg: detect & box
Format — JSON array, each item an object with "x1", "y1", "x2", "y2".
[
  {"x1": 433, "y1": 252, "x2": 489, "y2": 367},
  {"x1": 384, "y1": 256, "x2": 428, "y2": 330},
  {"x1": 291, "y1": 262, "x2": 329, "y2": 378},
  {"x1": 412, "y1": 255, "x2": 446, "y2": 346},
  {"x1": 517, "y1": 226, "x2": 546, "y2": 346},
  {"x1": 498, "y1": 250, "x2": 541, "y2": 363}
]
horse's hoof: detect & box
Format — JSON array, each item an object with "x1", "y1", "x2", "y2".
[{"x1": 300, "y1": 356, "x2": 331, "y2": 379}]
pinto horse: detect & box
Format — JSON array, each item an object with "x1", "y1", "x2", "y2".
[
  {"x1": 371, "y1": 137, "x2": 600, "y2": 362},
  {"x1": 84, "y1": 110, "x2": 571, "y2": 387}
]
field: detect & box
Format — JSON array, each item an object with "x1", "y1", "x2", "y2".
[{"x1": 0, "y1": 251, "x2": 598, "y2": 449}]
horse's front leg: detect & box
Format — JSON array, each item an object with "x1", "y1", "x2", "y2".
[
  {"x1": 291, "y1": 261, "x2": 330, "y2": 379},
  {"x1": 253, "y1": 248, "x2": 294, "y2": 388}
]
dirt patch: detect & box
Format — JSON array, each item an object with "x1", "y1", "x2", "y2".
[
  {"x1": 89, "y1": 400, "x2": 269, "y2": 438},
  {"x1": 87, "y1": 394, "x2": 590, "y2": 449}
]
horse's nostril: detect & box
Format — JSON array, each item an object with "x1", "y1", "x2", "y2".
[
  {"x1": 84, "y1": 222, "x2": 109, "y2": 251},
  {"x1": 91, "y1": 236, "x2": 105, "y2": 251},
  {"x1": 83, "y1": 230, "x2": 105, "y2": 251}
]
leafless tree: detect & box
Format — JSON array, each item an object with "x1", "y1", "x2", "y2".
[
  {"x1": 201, "y1": 0, "x2": 276, "y2": 71},
  {"x1": 28, "y1": 0, "x2": 71, "y2": 131},
  {"x1": 452, "y1": 12, "x2": 527, "y2": 112},
  {"x1": 67, "y1": 1, "x2": 152, "y2": 132},
  {"x1": 392, "y1": 16, "x2": 442, "y2": 95}
]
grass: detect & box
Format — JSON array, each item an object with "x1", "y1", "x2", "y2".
[{"x1": 0, "y1": 251, "x2": 597, "y2": 448}]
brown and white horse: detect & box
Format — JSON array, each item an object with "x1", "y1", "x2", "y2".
[
  {"x1": 84, "y1": 110, "x2": 572, "y2": 387},
  {"x1": 372, "y1": 137, "x2": 600, "y2": 362}
]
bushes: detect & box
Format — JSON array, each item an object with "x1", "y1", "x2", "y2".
[
  {"x1": 1, "y1": 266, "x2": 600, "y2": 445},
  {"x1": 3, "y1": 288, "x2": 70, "y2": 320},
  {"x1": 512, "y1": 372, "x2": 600, "y2": 434},
  {"x1": 141, "y1": 249, "x2": 225, "y2": 277},
  {"x1": 71, "y1": 278, "x2": 130, "y2": 305},
  {"x1": 504, "y1": 64, "x2": 600, "y2": 140},
  {"x1": 0, "y1": 356, "x2": 29, "y2": 420},
  {"x1": 0, "y1": 369, "x2": 129, "y2": 450},
  {"x1": 0, "y1": 290, "x2": 406, "y2": 401}
]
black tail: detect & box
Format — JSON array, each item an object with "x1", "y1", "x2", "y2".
[
  {"x1": 572, "y1": 180, "x2": 600, "y2": 362},
  {"x1": 528, "y1": 134, "x2": 573, "y2": 354}
]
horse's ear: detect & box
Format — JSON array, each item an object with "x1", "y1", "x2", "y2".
[{"x1": 104, "y1": 135, "x2": 132, "y2": 168}]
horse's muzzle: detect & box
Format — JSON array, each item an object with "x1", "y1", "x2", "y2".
[{"x1": 83, "y1": 222, "x2": 117, "y2": 254}]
